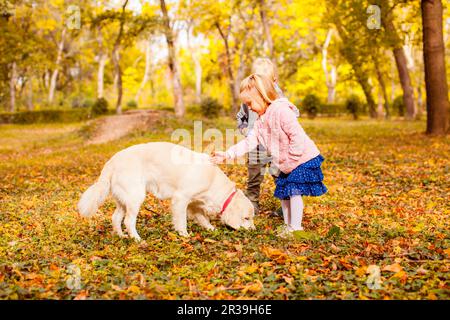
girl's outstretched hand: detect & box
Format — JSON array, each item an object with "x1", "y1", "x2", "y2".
[{"x1": 210, "y1": 151, "x2": 227, "y2": 164}]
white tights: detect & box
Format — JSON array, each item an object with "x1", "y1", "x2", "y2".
[{"x1": 281, "y1": 195, "x2": 304, "y2": 231}]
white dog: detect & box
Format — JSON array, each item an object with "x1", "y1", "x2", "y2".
[{"x1": 77, "y1": 142, "x2": 255, "y2": 241}]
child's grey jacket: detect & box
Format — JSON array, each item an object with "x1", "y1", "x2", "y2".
[{"x1": 236, "y1": 84, "x2": 300, "y2": 170}]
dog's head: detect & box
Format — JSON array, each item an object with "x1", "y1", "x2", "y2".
[{"x1": 220, "y1": 189, "x2": 255, "y2": 230}]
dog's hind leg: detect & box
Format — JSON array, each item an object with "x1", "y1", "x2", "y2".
[
  {"x1": 171, "y1": 195, "x2": 190, "y2": 237},
  {"x1": 112, "y1": 202, "x2": 126, "y2": 237},
  {"x1": 124, "y1": 204, "x2": 143, "y2": 242},
  {"x1": 123, "y1": 188, "x2": 146, "y2": 242}
]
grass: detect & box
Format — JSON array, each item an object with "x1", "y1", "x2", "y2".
[{"x1": 0, "y1": 117, "x2": 449, "y2": 299}]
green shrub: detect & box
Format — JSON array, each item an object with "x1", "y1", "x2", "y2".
[
  {"x1": 320, "y1": 103, "x2": 347, "y2": 116},
  {"x1": 302, "y1": 94, "x2": 321, "y2": 119},
  {"x1": 71, "y1": 97, "x2": 94, "y2": 109},
  {"x1": 82, "y1": 98, "x2": 95, "y2": 109},
  {"x1": 126, "y1": 100, "x2": 138, "y2": 109},
  {"x1": 200, "y1": 97, "x2": 222, "y2": 118},
  {"x1": 154, "y1": 103, "x2": 175, "y2": 113},
  {"x1": 345, "y1": 95, "x2": 362, "y2": 120},
  {"x1": 91, "y1": 98, "x2": 108, "y2": 115},
  {"x1": 393, "y1": 95, "x2": 404, "y2": 116},
  {"x1": 0, "y1": 109, "x2": 91, "y2": 124},
  {"x1": 0, "y1": 113, "x2": 13, "y2": 123},
  {"x1": 187, "y1": 104, "x2": 202, "y2": 116}
]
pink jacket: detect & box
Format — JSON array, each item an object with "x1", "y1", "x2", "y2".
[{"x1": 226, "y1": 98, "x2": 320, "y2": 174}]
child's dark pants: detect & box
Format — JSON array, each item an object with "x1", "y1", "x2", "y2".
[{"x1": 246, "y1": 162, "x2": 277, "y2": 214}]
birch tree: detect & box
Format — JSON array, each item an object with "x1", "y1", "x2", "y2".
[
  {"x1": 135, "y1": 37, "x2": 153, "y2": 103},
  {"x1": 96, "y1": 26, "x2": 108, "y2": 99},
  {"x1": 160, "y1": 0, "x2": 185, "y2": 117},
  {"x1": 9, "y1": 61, "x2": 16, "y2": 112},
  {"x1": 322, "y1": 29, "x2": 337, "y2": 104},
  {"x1": 48, "y1": 28, "x2": 66, "y2": 105}
]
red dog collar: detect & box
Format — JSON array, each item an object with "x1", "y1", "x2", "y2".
[{"x1": 220, "y1": 190, "x2": 237, "y2": 215}]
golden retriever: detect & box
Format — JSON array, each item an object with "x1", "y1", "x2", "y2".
[{"x1": 77, "y1": 142, "x2": 255, "y2": 240}]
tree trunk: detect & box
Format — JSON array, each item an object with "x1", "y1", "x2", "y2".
[
  {"x1": 160, "y1": 0, "x2": 185, "y2": 118},
  {"x1": 97, "y1": 53, "x2": 107, "y2": 99},
  {"x1": 215, "y1": 22, "x2": 238, "y2": 112},
  {"x1": 374, "y1": 58, "x2": 390, "y2": 119},
  {"x1": 322, "y1": 29, "x2": 337, "y2": 104},
  {"x1": 135, "y1": 38, "x2": 152, "y2": 103},
  {"x1": 9, "y1": 62, "x2": 16, "y2": 112},
  {"x1": 445, "y1": 14, "x2": 449, "y2": 44},
  {"x1": 186, "y1": 25, "x2": 202, "y2": 104},
  {"x1": 112, "y1": 46, "x2": 122, "y2": 114},
  {"x1": 258, "y1": 0, "x2": 274, "y2": 59},
  {"x1": 112, "y1": 0, "x2": 129, "y2": 114},
  {"x1": 355, "y1": 72, "x2": 377, "y2": 118},
  {"x1": 381, "y1": 4, "x2": 416, "y2": 120},
  {"x1": 194, "y1": 56, "x2": 202, "y2": 104},
  {"x1": 44, "y1": 69, "x2": 50, "y2": 89},
  {"x1": 417, "y1": 84, "x2": 424, "y2": 118},
  {"x1": 96, "y1": 27, "x2": 107, "y2": 99},
  {"x1": 392, "y1": 47, "x2": 416, "y2": 119},
  {"x1": 27, "y1": 74, "x2": 33, "y2": 111},
  {"x1": 390, "y1": 60, "x2": 396, "y2": 103},
  {"x1": 328, "y1": 66, "x2": 337, "y2": 103},
  {"x1": 48, "y1": 28, "x2": 66, "y2": 105},
  {"x1": 234, "y1": 32, "x2": 250, "y2": 109},
  {"x1": 422, "y1": 0, "x2": 450, "y2": 135},
  {"x1": 377, "y1": 90, "x2": 384, "y2": 118},
  {"x1": 149, "y1": 78, "x2": 155, "y2": 98}
]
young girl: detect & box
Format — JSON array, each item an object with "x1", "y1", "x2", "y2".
[
  {"x1": 211, "y1": 74, "x2": 327, "y2": 237},
  {"x1": 236, "y1": 58, "x2": 299, "y2": 216}
]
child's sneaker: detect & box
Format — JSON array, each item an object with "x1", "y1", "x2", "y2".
[
  {"x1": 277, "y1": 226, "x2": 304, "y2": 239},
  {"x1": 277, "y1": 228, "x2": 293, "y2": 239},
  {"x1": 276, "y1": 226, "x2": 291, "y2": 239}
]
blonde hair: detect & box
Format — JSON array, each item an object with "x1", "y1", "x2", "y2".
[
  {"x1": 240, "y1": 74, "x2": 278, "y2": 109},
  {"x1": 251, "y1": 58, "x2": 276, "y2": 82}
]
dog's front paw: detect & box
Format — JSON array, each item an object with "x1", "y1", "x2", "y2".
[
  {"x1": 177, "y1": 230, "x2": 189, "y2": 237},
  {"x1": 113, "y1": 232, "x2": 128, "y2": 239},
  {"x1": 138, "y1": 240, "x2": 148, "y2": 248}
]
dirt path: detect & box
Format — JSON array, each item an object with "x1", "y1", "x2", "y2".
[{"x1": 87, "y1": 109, "x2": 163, "y2": 144}]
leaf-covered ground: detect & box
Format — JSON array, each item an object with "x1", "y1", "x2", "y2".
[{"x1": 0, "y1": 117, "x2": 449, "y2": 300}]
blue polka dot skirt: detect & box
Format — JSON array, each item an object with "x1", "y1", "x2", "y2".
[{"x1": 274, "y1": 155, "x2": 327, "y2": 200}]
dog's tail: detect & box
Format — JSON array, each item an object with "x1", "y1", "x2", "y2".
[{"x1": 78, "y1": 161, "x2": 113, "y2": 218}]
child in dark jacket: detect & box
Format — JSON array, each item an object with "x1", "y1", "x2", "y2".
[{"x1": 213, "y1": 74, "x2": 327, "y2": 237}]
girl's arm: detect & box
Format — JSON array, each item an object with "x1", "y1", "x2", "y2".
[
  {"x1": 225, "y1": 127, "x2": 259, "y2": 159},
  {"x1": 211, "y1": 129, "x2": 259, "y2": 164}
]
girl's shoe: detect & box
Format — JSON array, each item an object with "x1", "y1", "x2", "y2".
[
  {"x1": 277, "y1": 226, "x2": 292, "y2": 239},
  {"x1": 277, "y1": 226, "x2": 304, "y2": 239},
  {"x1": 277, "y1": 229, "x2": 293, "y2": 239}
]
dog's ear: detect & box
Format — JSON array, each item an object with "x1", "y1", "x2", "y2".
[
  {"x1": 220, "y1": 190, "x2": 244, "y2": 229},
  {"x1": 220, "y1": 206, "x2": 241, "y2": 229},
  {"x1": 220, "y1": 189, "x2": 255, "y2": 230}
]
